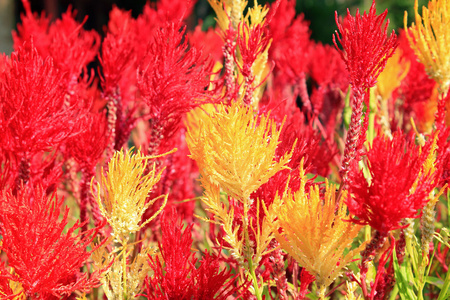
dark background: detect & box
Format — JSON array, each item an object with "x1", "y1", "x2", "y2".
[
  {"x1": 17, "y1": 0, "x2": 427, "y2": 41},
  {"x1": 0, "y1": 0, "x2": 428, "y2": 54}
]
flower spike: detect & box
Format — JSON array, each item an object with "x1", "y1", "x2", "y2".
[
  {"x1": 93, "y1": 147, "x2": 175, "y2": 239},
  {"x1": 334, "y1": 0, "x2": 397, "y2": 186}
]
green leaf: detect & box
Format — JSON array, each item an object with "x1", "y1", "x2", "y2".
[
  {"x1": 425, "y1": 276, "x2": 444, "y2": 289},
  {"x1": 393, "y1": 248, "x2": 417, "y2": 300}
]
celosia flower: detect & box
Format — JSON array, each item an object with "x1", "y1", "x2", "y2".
[
  {"x1": 347, "y1": 131, "x2": 440, "y2": 233},
  {"x1": 93, "y1": 147, "x2": 172, "y2": 239},
  {"x1": 0, "y1": 186, "x2": 105, "y2": 299},
  {"x1": 333, "y1": 0, "x2": 397, "y2": 185},
  {"x1": 137, "y1": 22, "x2": 213, "y2": 145},
  {"x1": 334, "y1": 1, "x2": 397, "y2": 91},
  {"x1": 143, "y1": 210, "x2": 249, "y2": 299},
  {"x1": 266, "y1": 163, "x2": 362, "y2": 297},
  {"x1": 186, "y1": 100, "x2": 292, "y2": 201},
  {"x1": 0, "y1": 44, "x2": 77, "y2": 156},
  {"x1": 14, "y1": 1, "x2": 100, "y2": 82},
  {"x1": 270, "y1": 10, "x2": 311, "y2": 88},
  {"x1": 405, "y1": 0, "x2": 450, "y2": 93},
  {"x1": 235, "y1": 22, "x2": 271, "y2": 105}
]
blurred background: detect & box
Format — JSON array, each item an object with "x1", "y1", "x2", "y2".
[{"x1": 0, "y1": 0, "x2": 428, "y2": 54}]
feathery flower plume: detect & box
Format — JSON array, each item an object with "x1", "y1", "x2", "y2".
[
  {"x1": 265, "y1": 162, "x2": 362, "y2": 299},
  {"x1": 347, "y1": 131, "x2": 440, "y2": 233},
  {"x1": 0, "y1": 186, "x2": 105, "y2": 299},
  {"x1": 235, "y1": 22, "x2": 271, "y2": 106},
  {"x1": 186, "y1": 100, "x2": 292, "y2": 299},
  {"x1": 93, "y1": 147, "x2": 174, "y2": 239},
  {"x1": 405, "y1": 0, "x2": 450, "y2": 94},
  {"x1": 143, "y1": 211, "x2": 248, "y2": 299},
  {"x1": 137, "y1": 22, "x2": 213, "y2": 150},
  {"x1": 187, "y1": 100, "x2": 291, "y2": 201},
  {"x1": 334, "y1": 0, "x2": 397, "y2": 186}
]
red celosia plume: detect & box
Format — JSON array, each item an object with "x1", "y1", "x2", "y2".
[
  {"x1": 0, "y1": 186, "x2": 105, "y2": 299},
  {"x1": 0, "y1": 44, "x2": 78, "y2": 157},
  {"x1": 347, "y1": 131, "x2": 439, "y2": 233},
  {"x1": 333, "y1": 0, "x2": 397, "y2": 91},
  {"x1": 143, "y1": 211, "x2": 248, "y2": 299},
  {"x1": 137, "y1": 22, "x2": 213, "y2": 149}
]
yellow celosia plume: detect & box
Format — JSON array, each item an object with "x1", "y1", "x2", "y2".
[
  {"x1": 405, "y1": 0, "x2": 450, "y2": 93},
  {"x1": 93, "y1": 148, "x2": 175, "y2": 239},
  {"x1": 266, "y1": 164, "x2": 363, "y2": 297},
  {"x1": 245, "y1": 0, "x2": 269, "y2": 27},
  {"x1": 186, "y1": 100, "x2": 292, "y2": 201},
  {"x1": 376, "y1": 49, "x2": 410, "y2": 100},
  {"x1": 208, "y1": 0, "x2": 247, "y2": 31}
]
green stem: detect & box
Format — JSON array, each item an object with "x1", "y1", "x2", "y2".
[
  {"x1": 122, "y1": 238, "x2": 128, "y2": 298},
  {"x1": 249, "y1": 259, "x2": 262, "y2": 300}
]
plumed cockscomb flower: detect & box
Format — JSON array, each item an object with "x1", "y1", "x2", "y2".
[
  {"x1": 334, "y1": 0, "x2": 397, "y2": 186},
  {"x1": 186, "y1": 100, "x2": 292, "y2": 201},
  {"x1": 100, "y1": 6, "x2": 137, "y2": 95},
  {"x1": 265, "y1": 163, "x2": 362, "y2": 298},
  {"x1": 347, "y1": 131, "x2": 441, "y2": 233},
  {"x1": 236, "y1": 22, "x2": 272, "y2": 105},
  {"x1": 143, "y1": 210, "x2": 249, "y2": 299},
  {"x1": 93, "y1": 148, "x2": 174, "y2": 239},
  {"x1": 0, "y1": 44, "x2": 78, "y2": 156},
  {"x1": 405, "y1": 0, "x2": 450, "y2": 93},
  {"x1": 14, "y1": 1, "x2": 100, "y2": 81},
  {"x1": 137, "y1": 22, "x2": 213, "y2": 143},
  {"x1": 333, "y1": 0, "x2": 397, "y2": 91},
  {"x1": 0, "y1": 186, "x2": 105, "y2": 299}
]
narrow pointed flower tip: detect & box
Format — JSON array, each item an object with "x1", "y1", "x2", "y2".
[
  {"x1": 235, "y1": 21, "x2": 272, "y2": 105},
  {"x1": 14, "y1": 2, "x2": 100, "y2": 79},
  {"x1": 186, "y1": 100, "x2": 292, "y2": 201},
  {"x1": 268, "y1": 164, "x2": 362, "y2": 291},
  {"x1": 0, "y1": 186, "x2": 104, "y2": 298},
  {"x1": 405, "y1": 0, "x2": 450, "y2": 93},
  {"x1": 93, "y1": 147, "x2": 175, "y2": 238},
  {"x1": 137, "y1": 21, "x2": 213, "y2": 140},
  {"x1": 208, "y1": 0, "x2": 248, "y2": 32},
  {"x1": 376, "y1": 48, "x2": 410, "y2": 100},
  {"x1": 333, "y1": 0, "x2": 398, "y2": 90},
  {"x1": 347, "y1": 131, "x2": 441, "y2": 233}
]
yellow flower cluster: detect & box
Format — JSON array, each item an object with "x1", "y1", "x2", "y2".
[
  {"x1": 92, "y1": 147, "x2": 175, "y2": 299},
  {"x1": 376, "y1": 49, "x2": 410, "y2": 101},
  {"x1": 187, "y1": 101, "x2": 291, "y2": 201},
  {"x1": 405, "y1": 0, "x2": 450, "y2": 93},
  {"x1": 93, "y1": 148, "x2": 171, "y2": 240},
  {"x1": 186, "y1": 100, "x2": 292, "y2": 298},
  {"x1": 265, "y1": 163, "x2": 363, "y2": 298}
]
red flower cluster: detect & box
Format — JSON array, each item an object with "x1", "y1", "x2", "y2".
[
  {"x1": 347, "y1": 131, "x2": 439, "y2": 233},
  {"x1": 137, "y1": 22, "x2": 213, "y2": 147},
  {"x1": 143, "y1": 211, "x2": 249, "y2": 299},
  {"x1": 333, "y1": 1, "x2": 397, "y2": 91},
  {"x1": 0, "y1": 186, "x2": 105, "y2": 299}
]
